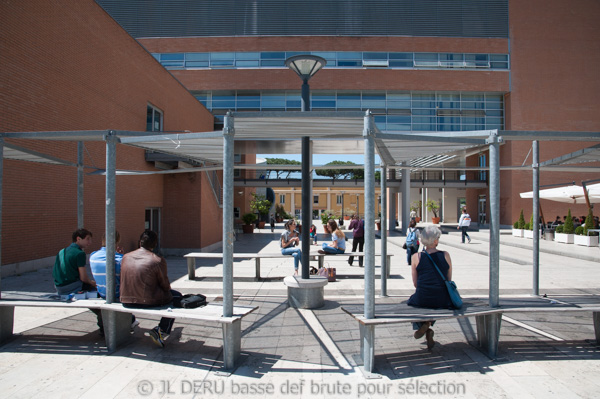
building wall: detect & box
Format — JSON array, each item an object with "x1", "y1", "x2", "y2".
[
  {"x1": 503, "y1": 0, "x2": 600, "y2": 225},
  {"x1": 0, "y1": 0, "x2": 216, "y2": 271}
]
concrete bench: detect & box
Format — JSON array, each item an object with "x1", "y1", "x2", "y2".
[
  {"x1": 0, "y1": 295, "x2": 257, "y2": 370},
  {"x1": 342, "y1": 296, "x2": 600, "y2": 373},
  {"x1": 184, "y1": 251, "x2": 394, "y2": 281}
]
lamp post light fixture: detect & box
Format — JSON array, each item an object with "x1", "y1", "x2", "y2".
[
  {"x1": 285, "y1": 55, "x2": 327, "y2": 112},
  {"x1": 285, "y1": 55, "x2": 326, "y2": 280}
]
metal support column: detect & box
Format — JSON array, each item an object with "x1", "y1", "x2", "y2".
[
  {"x1": 388, "y1": 169, "x2": 396, "y2": 233},
  {"x1": 363, "y1": 111, "x2": 376, "y2": 372},
  {"x1": 223, "y1": 112, "x2": 235, "y2": 319},
  {"x1": 0, "y1": 137, "x2": 3, "y2": 298},
  {"x1": 532, "y1": 141, "x2": 540, "y2": 296},
  {"x1": 380, "y1": 164, "x2": 388, "y2": 296},
  {"x1": 105, "y1": 132, "x2": 117, "y2": 305},
  {"x1": 301, "y1": 136, "x2": 311, "y2": 279},
  {"x1": 401, "y1": 164, "x2": 410, "y2": 234},
  {"x1": 488, "y1": 131, "x2": 501, "y2": 308},
  {"x1": 77, "y1": 142, "x2": 84, "y2": 229}
]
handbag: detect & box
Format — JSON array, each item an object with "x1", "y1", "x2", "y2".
[
  {"x1": 422, "y1": 251, "x2": 462, "y2": 309},
  {"x1": 173, "y1": 293, "x2": 207, "y2": 309}
]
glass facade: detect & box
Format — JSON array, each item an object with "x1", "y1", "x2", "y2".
[
  {"x1": 153, "y1": 51, "x2": 509, "y2": 71},
  {"x1": 194, "y1": 91, "x2": 504, "y2": 132}
]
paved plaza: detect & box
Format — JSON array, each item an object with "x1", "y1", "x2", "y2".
[{"x1": 1, "y1": 222, "x2": 599, "y2": 398}]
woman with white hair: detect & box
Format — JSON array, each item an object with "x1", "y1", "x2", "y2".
[{"x1": 406, "y1": 225, "x2": 454, "y2": 350}]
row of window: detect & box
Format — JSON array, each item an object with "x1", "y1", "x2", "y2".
[
  {"x1": 195, "y1": 91, "x2": 504, "y2": 132},
  {"x1": 153, "y1": 51, "x2": 509, "y2": 70}
]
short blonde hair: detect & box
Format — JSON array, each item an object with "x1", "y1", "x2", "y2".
[{"x1": 419, "y1": 225, "x2": 441, "y2": 247}]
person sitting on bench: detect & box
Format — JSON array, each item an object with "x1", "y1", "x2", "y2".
[
  {"x1": 281, "y1": 219, "x2": 302, "y2": 276},
  {"x1": 319, "y1": 219, "x2": 346, "y2": 254},
  {"x1": 120, "y1": 230, "x2": 181, "y2": 348},
  {"x1": 407, "y1": 225, "x2": 454, "y2": 350}
]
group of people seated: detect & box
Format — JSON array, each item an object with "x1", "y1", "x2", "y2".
[
  {"x1": 52, "y1": 228, "x2": 178, "y2": 348},
  {"x1": 550, "y1": 215, "x2": 600, "y2": 229}
]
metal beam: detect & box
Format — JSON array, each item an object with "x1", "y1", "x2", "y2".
[
  {"x1": 223, "y1": 113, "x2": 235, "y2": 318},
  {"x1": 488, "y1": 131, "x2": 501, "y2": 308}
]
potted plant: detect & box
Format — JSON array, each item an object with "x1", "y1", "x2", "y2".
[
  {"x1": 275, "y1": 204, "x2": 286, "y2": 223},
  {"x1": 574, "y1": 208, "x2": 599, "y2": 247},
  {"x1": 512, "y1": 210, "x2": 525, "y2": 237},
  {"x1": 410, "y1": 201, "x2": 421, "y2": 223},
  {"x1": 524, "y1": 215, "x2": 534, "y2": 239},
  {"x1": 241, "y1": 213, "x2": 257, "y2": 234},
  {"x1": 426, "y1": 199, "x2": 440, "y2": 224},
  {"x1": 250, "y1": 193, "x2": 271, "y2": 229},
  {"x1": 555, "y1": 209, "x2": 575, "y2": 244},
  {"x1": 321, "y1": 210, "x2": 336, "y2": 226}
]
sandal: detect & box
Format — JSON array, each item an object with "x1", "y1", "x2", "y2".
[
  {"x1": 425, "y1": 328, "x2": 435, "y2": 350},
  {"x1": 413, "y1": 321, "x2": 431, "y2": 339}
]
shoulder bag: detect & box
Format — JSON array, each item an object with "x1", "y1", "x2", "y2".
[
  {"x1": 173, "y1": 293, "x2": 207, "y2": 309},
  {"x1": 422, "y1": 251, "x2": 462, "y2": 309}
]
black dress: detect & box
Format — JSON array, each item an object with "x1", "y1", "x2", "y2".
[{"x1": 407, "y1": 250, "x2": 453, "y2": 309}]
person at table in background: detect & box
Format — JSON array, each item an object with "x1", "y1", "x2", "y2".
[
  {"x1": 90, "y1": 230, "x2": 138, "y2": 335},
  {"x1": 407, "y1": 225, "x2": 454, "y2": 350},
  {"x1": 319, "y1": 219, "x2": 346, "y2": 254},
  {"x1": 281, "y1": 219, "x2": 302, "y2": 275},
  {"x1": 120, "y1": 230, "x2": 182, "y2": 348},
  {"x1": 52, "y1": 228, "x2": 102, "y2": 332},
  {"x1": 553, "y1": 216, "x2": 563, "y2": 226},
  {"x1": 405, "y1": 219, "x2": 420, "y2": 266},
  {"x1": 309, "y1": 224, "x2": 318, "y2": 245},
  {"x1": 457, "y1": 207, "x2": 471, "y2": 243},
  {"x1": 347, "y1": 214, "x2": 364, "y2": 267}
]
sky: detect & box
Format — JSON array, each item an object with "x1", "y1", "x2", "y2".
[{"x1": 257, "y1": 153, "x2": 382, "y2": 179}]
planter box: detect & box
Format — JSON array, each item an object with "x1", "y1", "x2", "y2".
[
  {"x1": 554, "y1": 232, "x2": 574, "y2": 244},
  {"x1": 523, "y1": 230, "x2": 534, "y2": 239},
  {"x1": 512, "y1": 229, "x2": 524, "y2": 238},
  {"x1": 574, "y1": 235, "x2": 599, "y2": 247},
  {"x1": 431, "y1": 217, "x2": 440, "y2": 224},
  {"x1": 242, "y1": 224, "x2": 254, "y2": 234}
]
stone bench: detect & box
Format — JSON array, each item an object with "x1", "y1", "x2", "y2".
[
  {"x1": 0, "y1": 295, "x2": 257, "y2": 370},
  {"x1": 342, "y1": 295, "x2": 600, "y2": 373}
]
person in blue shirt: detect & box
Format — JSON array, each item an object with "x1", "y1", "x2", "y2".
[
  {"x1": 90, "y1": 231, "x2": 124, "y2": 299},
  {"x1": 90, "y1": 231, "x2": 138, "y2": 334}
]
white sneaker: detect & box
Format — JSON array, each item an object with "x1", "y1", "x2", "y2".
[{"x1": 131, "y1": 320, "x2": 140, "y2": 331}]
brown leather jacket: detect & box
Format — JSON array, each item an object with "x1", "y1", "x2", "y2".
[{"x1": 119, "y1": 247, "x2": 172, "y2": 306}]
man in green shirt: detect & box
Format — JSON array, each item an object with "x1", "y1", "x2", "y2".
[{"x1": 53, "y1": 228, "x2": 96, "y2": 295}]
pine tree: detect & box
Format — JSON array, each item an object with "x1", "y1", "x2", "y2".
[{"x1": 563, "y1": 209, "x2": 575, "y2": 234}]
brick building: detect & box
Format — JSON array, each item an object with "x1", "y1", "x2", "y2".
[
  {"x1": 0, "y1": 0, "x2": 219, "y2": 275},
  {"x1": 96, "y1": 0, "x2": 599, "y2": 227}
]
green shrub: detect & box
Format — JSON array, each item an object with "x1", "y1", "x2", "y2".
[
  {"x1": 242, "y1": 213, "x2": 257, "y2": 225},
  {"x1": 320, "y1": 210, "x2": 336, "y2": 225},
  {"x1": 555, "y1": 225, "x2": 564, "y2": 233},
  {"x1": 513, "y1": 221, "x2": 519, "y2": 229},
  {"x1": 524, "y1": 222, "x2": 530, "y2": 230},
  {"x1": 528, "y1": 215, "x2": 534, "y2": 230},
  {"x1": 517, "y1": 210, "x2": 526, "y2": 229},
  {"x1": 584, "y1": 208, "x2": 597, "y2": 236},
  {"x1": 575, "y1": 226, "x2": 584, "y2": 236},
  {"x1": 563, "y1": 209, "x2": 575, "y2": 234}
]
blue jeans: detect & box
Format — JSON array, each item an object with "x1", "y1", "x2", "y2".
[
  {"x1": 281, "y1": 247, "x2": 302, "y2": 270},
  {"x1": 406, "y1": 244, "x2": 419, "y2": 265},
  {"x1": 321, "y1": 243, "x2": 345, "y2": 254}
]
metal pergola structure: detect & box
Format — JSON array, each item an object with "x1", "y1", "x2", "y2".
[{"x1": 1, "y1": 111, "x2": 598, "y2": 371}]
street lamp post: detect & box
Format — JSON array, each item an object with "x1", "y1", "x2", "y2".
[{"x1": 285, "y1": 55, "x2": 326, "y2": 280}]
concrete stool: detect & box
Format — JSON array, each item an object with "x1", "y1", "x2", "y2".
[{"x1": 283, "y1": 275, "x2": 328, "y2": 309}]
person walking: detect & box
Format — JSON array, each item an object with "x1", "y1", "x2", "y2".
[
  {"x1": 457, "y1": 207, "x2": 471, "y2": 243},
  {"x1": 347, "y1": 214, "x2": 364, "y2": 267}
]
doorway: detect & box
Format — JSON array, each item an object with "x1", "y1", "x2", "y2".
[
  {"x1": 145, "y1": 208, "x2": 161, "y2": 248},
  {"x1": 478, "y1": 195, "x2": 487, "y2": 225}
]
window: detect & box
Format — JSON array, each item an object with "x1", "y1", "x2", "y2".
[
  {"x1": 336, "y1": 195, "x2": 343, "y2": 205},
  {"x1": 146, "y1": 104, "x2": 163, "y2": 132},
  {"x1": 313, "y1": 195, "x2": 319, "y2": 204},
  {"x1": 479, "y1": 153, "x2": 487, "y2": 181},
  {"x1": 234, "y1": 207, "x2": 240, "y2": 219},
  {"x1": 279, "y1": 194, "x2": 285, "y2": 204}
]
